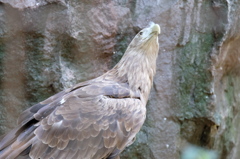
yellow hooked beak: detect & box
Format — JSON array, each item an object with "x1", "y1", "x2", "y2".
[{"x1": 151, "y1": 23, "x2": 161, "y2": 34}]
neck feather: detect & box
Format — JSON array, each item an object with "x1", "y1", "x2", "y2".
[{"x1": 112, "y1": 38, "x2": 159, "y2": 100}]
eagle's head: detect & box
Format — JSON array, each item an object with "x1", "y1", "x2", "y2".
[{"x1": 128, "y1": 22, "x2": 160, "y2": 52}]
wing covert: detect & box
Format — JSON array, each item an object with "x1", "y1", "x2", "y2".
[{"x1": 30, "y1": 81, "x2": 145, "y2": 159}]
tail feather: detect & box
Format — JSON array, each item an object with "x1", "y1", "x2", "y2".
[
  {"x1": 1, "y1": 137, "x2": 35, "y2": 159},
  {"x1": 0, "y1": 120, "x2": 38, "y2": 159},
  {"x1": 0, "y1": 90, "x2": 65, "y2": 159},
  {"x1": 0, "y1": 126, "x2": 26, "y2": 150}
]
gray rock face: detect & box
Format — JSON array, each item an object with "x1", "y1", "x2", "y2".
[{"x1": 0, "y1": 0, "x2": 240, "y2": 158}]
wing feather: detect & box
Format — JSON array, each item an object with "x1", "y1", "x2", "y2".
[{"x1": 1, "y1": 80, "x2": 146, "y2": 159}]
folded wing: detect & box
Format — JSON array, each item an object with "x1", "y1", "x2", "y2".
[{"x1": 0, "y1": 79, "x2": 146, "y2": 159}]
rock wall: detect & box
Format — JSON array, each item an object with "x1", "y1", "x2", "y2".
[{"x1": 0, "y1": 0, "x2": 240, "y2": 159}]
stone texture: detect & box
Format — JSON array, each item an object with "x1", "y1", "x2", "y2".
[{"x1": 0, "y1": 0, "x2": 240, "y2": 159}]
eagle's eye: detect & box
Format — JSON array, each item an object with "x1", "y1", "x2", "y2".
[{"x1": 139, "y1": 31, "x2": 143, "y2": 35}]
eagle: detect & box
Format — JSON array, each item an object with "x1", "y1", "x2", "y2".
[{"x1": 0, "y1": 22, "x2": 160, "y2": 159}]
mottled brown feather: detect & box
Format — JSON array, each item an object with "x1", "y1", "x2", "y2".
[{"x1": 0, "y1": 23, "x2": 160, "y2": 159}]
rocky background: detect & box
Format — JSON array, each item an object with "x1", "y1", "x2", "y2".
[{"x1": 0, "y1": 0, "x2": 240, "y2": 159}]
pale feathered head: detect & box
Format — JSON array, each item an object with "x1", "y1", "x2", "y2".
[{"x1": 126, "y1": 22, "x2": 160, "y2": 53}]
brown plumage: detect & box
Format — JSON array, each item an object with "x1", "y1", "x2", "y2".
[{"x1": 0, "y1": 23, "x2": 160, "y2": 159}]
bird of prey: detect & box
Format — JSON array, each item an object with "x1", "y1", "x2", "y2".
[{"x1": 0, "y1": 22, "x2": 160, "y2": 159}]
